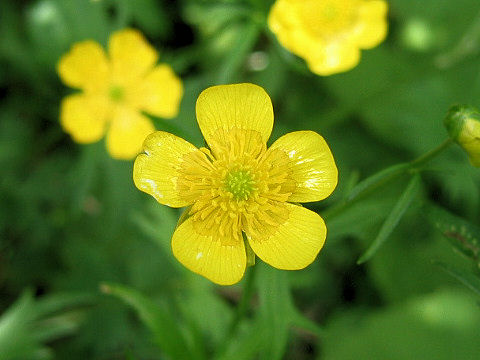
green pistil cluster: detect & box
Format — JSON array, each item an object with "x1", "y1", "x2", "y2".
[
  {"x1": 224, "y1": 169, "x2": 255, "y2": 201},
  {"x1": 109, "y1": 85, "x2": 124, "y2": 102}
]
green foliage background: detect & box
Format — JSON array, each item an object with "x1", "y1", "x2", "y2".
[{"x1": 1, "y1": 0, "x2": 480, "y2": 359}]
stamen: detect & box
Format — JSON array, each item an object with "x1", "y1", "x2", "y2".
[
  {"x1": 224, "y1": 169, "x2": 256, "y2": 201},
  {"x1": 177, "y1": 127, "x2": 296, "y2": 245}
]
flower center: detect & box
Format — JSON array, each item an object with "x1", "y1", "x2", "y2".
[
  {"x1": 176, "y1": 128, "x2": 295, "y2": 245},
  {"x1": 224, "y1": 169, "x2": 255, "y2": 201},
  {"x1": 298, "y1": 0, "x2": 358, "y2": 38},
  {"x1": 109, "y1": 85, "x2": 124, "y2": 102}
]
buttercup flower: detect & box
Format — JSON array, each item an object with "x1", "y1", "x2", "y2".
[
  {"x1": 444, "y1": 105, "x2": 480, "y2": 167},
  {"x1": 268, "y1": 0, "x2": 388, "y2": 76},
  {"x1": 57, "y1": 28, "x2": 183, "y2": 159},
  {"x1": 134, "y1": 83, "x2": 338, "y2": 285}
]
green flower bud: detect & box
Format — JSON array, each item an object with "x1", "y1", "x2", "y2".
[{"x1": 444, "y1": 105, "x2": 480, "y2": 167}]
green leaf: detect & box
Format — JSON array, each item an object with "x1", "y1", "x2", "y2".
[
  {"x1": 0, "y1": 292, "x2": 39, "y2": 360},
  {"x1": 358, "y1": 174, "x2": 421, "y2": 264},
  {"x1": 321, "y1": 290, "x2": 480, "y2": 360},
  {"x1": 0, "y1": 291, "x2": 88, "y2": 360},
  {"x1": 100, "y1": 282, "x2": 194, "y2": 360},
  {"x1": 215, "y1": 319, "x2": 267, "y2": 360},
  {"x1": 427, "y1": 205, "x2": 480, "y2": 264},
  {"x1": 35, "y1": 292, "x2": 96, "y2": 318},
  {"x1": 434, "y1": 261, "x2": 480, "y2": 297},
  {"x1": 347, "y1": 163, "x2": 409, "y2": 202}
]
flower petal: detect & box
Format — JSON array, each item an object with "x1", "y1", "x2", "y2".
[
  {"x1": 106, "y1": 106, "x2": 155, "y2": 160},
  {"x1": 306, "y1": 40, "x2": 361, "y2": 76},
  {"x1": 195, "y1": 83, "x2": 274, "y2": 150},
  {"x1": 246, "y1": 203, "x2": 326, "y2": 270},
  {"x1": 268, "y1": 0, "x2": 309, "y2": 57},
  {"x1": 172, "y1": 216, "x2": 246, "y2": 285},
  {"x1": 269, "y1": 131, "x2": 337, "y2": 202},
  {"x1": 60, "y1": 94, "x2": 109, "y2": 143},
  {"x1": 133, "y1": 131, "x2": 204, "y2": 207},
  {"x1": 353, "y1": 0, "x2": 388, "y2": 49},
  {"x1": 57, "y1": 40, "x2": 109, "y2": 91},
  {"x1": 129, "y1": 64, "x2": 183, "y2": 118},
  {"x1": 108, "y1": 28, "x2": 158, "y2": 85}
]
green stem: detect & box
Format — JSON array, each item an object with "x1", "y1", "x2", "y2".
[
  {"x1": 227, "y1": 264, "x2": 257, "y2": 336},
  {"x1": 322, "y1": 138, "x2": 453, "y2": 221},
  {"x1": 409, "y1": 138, "x2": 453, "y2": 168},
  {"x1": 215, "y1": 265, "x2": 257, "y2": 359}
]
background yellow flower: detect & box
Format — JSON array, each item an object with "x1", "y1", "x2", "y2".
[
  {"x1": 268, "y1": 0, "x2": 388, "y2": 75},
  {"x1": 57, "y1": 28, "x2": 183, "y2": 159},
  {"x1": 133, "y1": 83, "x2": 338, "y2": 285}
]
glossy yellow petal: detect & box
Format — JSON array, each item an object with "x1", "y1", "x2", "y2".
[
  {"x1": 306, "y1": 40, "x2": 361, "y2": 76},
  {"x1": 57, "y1": 40, "x2": 109, "y2": 91},
  {"x1": 269, "y1": 131, "x2": 338, "y2": 202},
  {"x1": 60, "y1": 94, "x2": 109, "y2": 143},
  {"x1": 353, "y1": 0, "x2": 388, "y2": 49},
  {"x1": 195, "y1": 83, "x2": 274, "y2": 150},
  {"x1": 129, "y1": 64, "x2": 183, "y2": 118},
  {"x1": 108, "y1": 28, "x2": 158, "y2": 85},
  {"x1": 172, "y1": 216, "x2": 246, "y2": 285},
  {"x1": 133, "y1": 131, "x2": 203, "y2": 207},
  {"x1": 246, "y1": 203, "x2": 326, "y2": 270},
  {"x1": 106, "y1": 106, "x2": 155, "y2": 160}
]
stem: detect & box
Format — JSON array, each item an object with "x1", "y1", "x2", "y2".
[
  {"x1": 322, "y1": 138, "x2": 453, "y2": 221},
  {"x1": 215, "y1": 265, "x2": 257, "y2": 359},
  {"x1": 227, "y1": 264, "x2": 257, "y2": 336},
  {"x1": 409, "y1": 138, "x2": 453, "y2": 168}
]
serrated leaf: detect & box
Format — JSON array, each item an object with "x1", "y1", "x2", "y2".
[
  {"x1": 101, "y1": 282, "x2": 194, "y2": 360},
  {"x1": 427, "y1": 205, "x2": 480, "y2": 264},
  {"x1": 434, "y1": 261, "x2": 480, "y2": 297},
  {"x1": 358, "y1": 174, "x2": 421, "y2": 264}
]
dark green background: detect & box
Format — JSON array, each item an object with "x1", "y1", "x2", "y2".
[{"x1": 1, "y1": 0, "x2": 480, "y2": 359}]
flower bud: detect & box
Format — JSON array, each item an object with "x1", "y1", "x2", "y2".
[{"x1": 444, "y1": 105, "x2": 480, "y2": 167}]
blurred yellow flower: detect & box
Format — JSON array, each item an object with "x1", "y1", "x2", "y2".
[
  {"x1": 57, "y1": 29, "x2": 183, "y2": 159},
  {"x1": 268, "y1": 0, "x2": 388, "y2": 76},
  {"x1": 133, "y1": 83, "x2": 338, "y2": 285}
]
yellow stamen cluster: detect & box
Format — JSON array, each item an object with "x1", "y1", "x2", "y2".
[{"x1": 176, "y1": 128, "x2": 295, "y2": 246}]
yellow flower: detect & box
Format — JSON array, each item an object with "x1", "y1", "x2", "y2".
[
  {"x1": 444, "y1": 105, "x2": 480, "y2": 167},
  {"x1": 133, "y1": 83, "x2": 338, "y2": 285},
  {"x1": 268, "y1": 0, "x2": 388, "y2": 76},
  {"x1": 57, "y1": 29, "x2": 183, "y2": 160}
]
